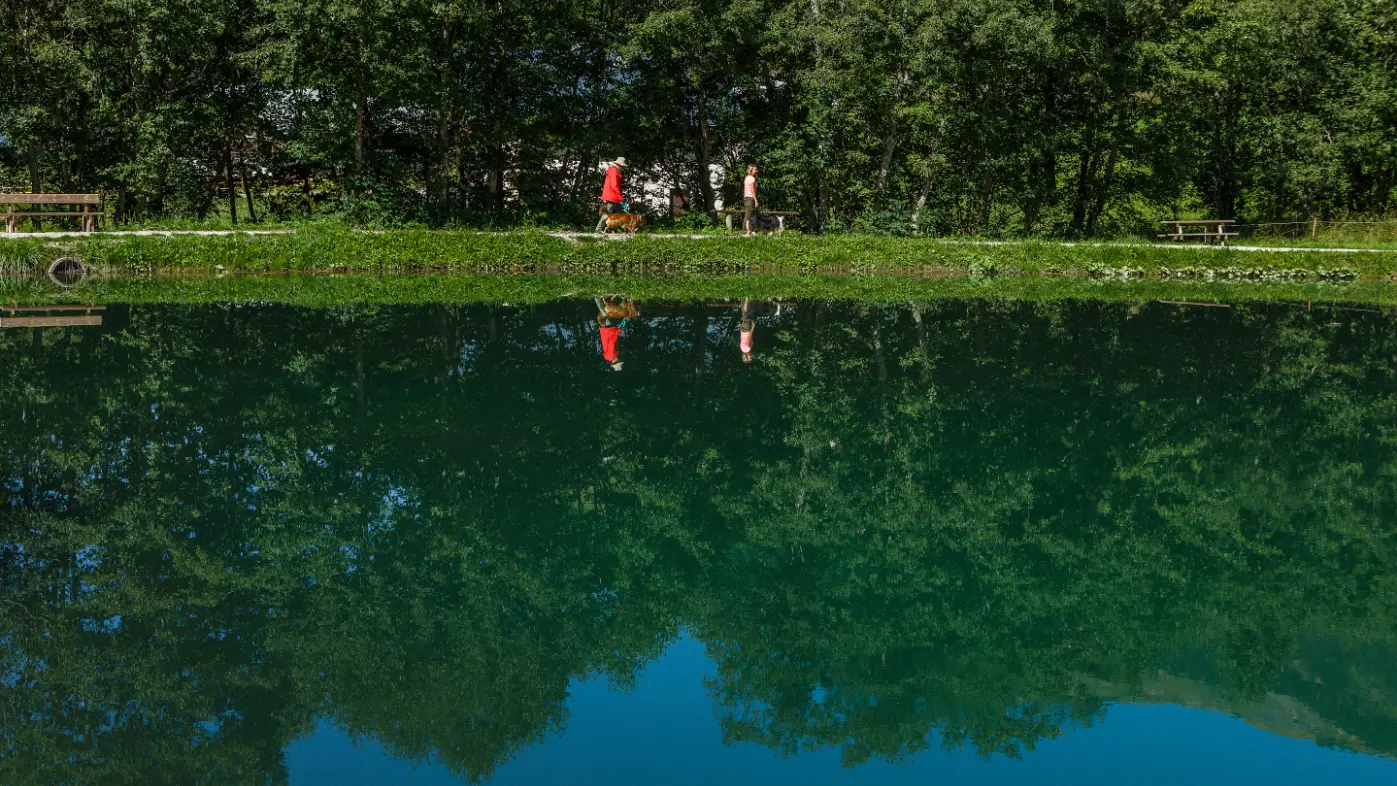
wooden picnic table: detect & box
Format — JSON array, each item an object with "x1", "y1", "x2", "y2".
[
  {"x1": 714, "y1": 208, "x2": 800, "y2": 232},
  {"x1": 1158, "y1": 219, "x2": 1238, "y2": 245},
  {"x1": 2, "y1": 193, "x2": 102, "y2": 233}
]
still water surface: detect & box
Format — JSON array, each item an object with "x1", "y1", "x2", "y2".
[{"x1": 3, "y1": 297, "x2": 1396, "y2": 784}]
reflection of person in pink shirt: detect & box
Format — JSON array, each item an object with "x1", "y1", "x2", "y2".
[{"x1": 739, "y1": 298, "x2": 755, "y2": 363}]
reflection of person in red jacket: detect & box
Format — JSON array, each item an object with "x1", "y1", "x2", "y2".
[
  {"x1": 599, "y1": 320, "x2": 622, "y2": 369},
  {"x1": 594, "y1": 157, "x2": 627, "y2": 232},
  {"x1": 595, "y1": 296, "x2": 638, "y2": 371}
]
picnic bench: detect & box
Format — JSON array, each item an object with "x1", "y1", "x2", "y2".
[
  {"x1": 1158, "y1": 219, "x2": 1237, "y2": 245},
  {"x1": 715, "y1": 209, "x2": 800, "y2": 232},
  {"x1": 0, "y1": 303, "x2": 105, "y2": 328},
  {"x1": 2, "y1": 193, "x2": 102, "y2": 233}
]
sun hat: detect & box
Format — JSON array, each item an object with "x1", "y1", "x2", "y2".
[{"x1": 613, "y1": 157, "x2": 628, "y2": 168}]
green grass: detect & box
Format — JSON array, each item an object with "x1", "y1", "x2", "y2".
[
  {"x1": 4, "y1": 228, "x2": 1397, "y2": 280},
  {"x1": 4, "y1": 270, "x2": 1396, "y2": 309}
]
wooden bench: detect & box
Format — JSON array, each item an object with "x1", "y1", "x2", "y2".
[
  {"x1": 1158, "y1": 219, "x2": 1238, "y2": 245},
  {"x1": 2, "y1": 193, "x2": 102, "y2": 233},
  {"x1": 0, "y1": 303, "x2": 105, "y2": 328},
  {"x1": 715, "y1": 209, "x2": 800, "y2": 233}
]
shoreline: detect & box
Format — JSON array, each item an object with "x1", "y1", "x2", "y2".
[
  {"x1": 2, "y1": 227, "x2": 1395, "y2": 255},
  {"x1": 4, "y1": 270, "x2": 1397, "y2": 308},
  {"x1": 2, "y1": 229, "x2": 1395, "y2": 283}
]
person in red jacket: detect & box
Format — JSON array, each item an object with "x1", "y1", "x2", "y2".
[{"x1": 595, "y1": 157, "x2": 628, "y2": 232}]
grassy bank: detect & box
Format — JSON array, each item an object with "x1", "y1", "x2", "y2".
[
  {"x1": 3, "y1": 270, "x2": 1395, "y2": 309},
  {"x1": 4, "y1": 228, "x2": 1397, "y2": 281}
]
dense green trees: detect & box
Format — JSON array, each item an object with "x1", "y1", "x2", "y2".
[
  {"x1": 2, "y1": 0, "x2": 1395, "y2": 232},
  {"x1": 3, "y1": 298, "x2": 1397, "y2": 783}
]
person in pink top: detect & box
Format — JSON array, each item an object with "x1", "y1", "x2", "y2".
[
  {"x1": 742, "y1": 164, "x2": 759, "y2": 235},
  {"x1": 739, "y1": 298, "x2": 755, "y2": 362}
]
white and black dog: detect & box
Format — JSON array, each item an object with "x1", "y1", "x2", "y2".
[{"x1": 747, "y1": 211, "x2": 781, "y2": 234}]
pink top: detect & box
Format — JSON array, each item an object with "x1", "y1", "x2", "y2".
[
  {"x1": 740, "y1": 329, "x2": 753, "y2": 354},
  {"x1": 743, "y1": 175, "x2": 757, "y2": 199}
]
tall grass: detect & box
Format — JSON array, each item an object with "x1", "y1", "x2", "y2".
[{"x1": 2, "y1": 228, "x2": 1397, "y2": 279}]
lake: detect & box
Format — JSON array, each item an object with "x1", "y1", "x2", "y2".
[{"x1": 3, "y1": 296, "x2": 1396, "y2": 784}]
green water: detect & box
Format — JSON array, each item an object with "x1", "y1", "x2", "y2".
[{"x1": 3, "y1": 297, "x2": 1396, "y2": 784}]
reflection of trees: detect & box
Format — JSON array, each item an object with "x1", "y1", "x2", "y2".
[{"x1": 2, "y1": 299, "x2": 1396, "y2": 783}]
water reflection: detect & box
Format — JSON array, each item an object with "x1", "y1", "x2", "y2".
[{"x1": 2, "y1": 298, "x2": 1396, "y2": 783}]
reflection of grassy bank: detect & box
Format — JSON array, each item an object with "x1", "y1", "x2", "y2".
[
  {"x1": 4, "y1": 229, "x2": 1397, "y2": 280},
  {"x1": 4, "y1": 271, "x2": 1397, "y2": 308}
]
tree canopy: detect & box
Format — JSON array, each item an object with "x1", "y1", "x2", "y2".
[{"x1": 2, "y1": 0, "x2": 1395, "y2": 232}]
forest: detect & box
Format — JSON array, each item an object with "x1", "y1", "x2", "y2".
[
  {"x1": 2, "y1": 0, "x2": 1396, "y2": 234},
  {"x1": 3, "y1": 299, "x2": 1397, "y2": 783}
]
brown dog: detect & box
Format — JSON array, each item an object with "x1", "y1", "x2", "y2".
[
  {"x1": 597, "y1": 296, "x2": 640, "y2": 320},
  {"x1": 599, "y1": 207, "x2": 645, "y2": 234}
]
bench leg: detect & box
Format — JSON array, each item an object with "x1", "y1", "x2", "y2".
[
  {"x1": 777, "y1": 216, "x2": 786, "y2": 233},
  {"x1": 725, "y1": 214, "x2": 734, "y2": 232}
]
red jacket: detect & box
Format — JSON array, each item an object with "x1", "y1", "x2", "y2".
[
  {"x1": 600, "y1": 325, "x2": 621, "y2": 361},
  {"x1": 602, "y1": 165, "x2": 623, "y2": 203}
]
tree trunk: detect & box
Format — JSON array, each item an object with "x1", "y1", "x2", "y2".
[
  {"x1": 26, "y1": 147, "x2": 40, "y2": 194},
  {"x1": 240, "y1": 155, "x2": 258, "y2": 223},
  {"x1": 910, "y1": 175, "x2": 933, "y2": 234},
  {"x1": 486, "y1": 145, "x2": 506, "y2": 214},
  {"x1": 975, "y1": 177, "x2": 993, "y2": 234},
  {"x1": 873, "y1": 114, "x2": 898, "y2": 198},
  {"x1": 873, "y1": 66, "x2": 905, "y2": 199},
  {"x1": 818, "y1": 175, "x2": 831, "y2": 233},
  {"x1": 809, "y1": 0, "x2": 832, "y2": 233},
  {"x1": 26, "y1": 147, "x2": 41, "y2": 230},
  {"x1": 1212, "y1": 90, "x2": 1242, "y2": 220},
  {"x1": 1085, "y1": 144, "x2": 1119, "y2": 238},
  {"x1": 224, "y1": 143, "x2": 238, "y2": 227},
  {"x1": 150, "y1": 162, "x2": 168, "y2": 217},
  {"x1": 694, "y1": 87, "x2": 716, "y2": 216},
  {"x1": 1069, "y1": 143, "x2": 1099, "y2": 238},
  {"x1": 1024, "y1": 69, "x2": 1058, "y2": 233},
  {"x1": 571, "y1": 154, "x2": 590, "y2": 200},
  {"x1": 354, "y1": 96, "x2": 367, "y2": 181},
  {"x1": 436, "y1": 20, "x2": 456, "y2": 215}
]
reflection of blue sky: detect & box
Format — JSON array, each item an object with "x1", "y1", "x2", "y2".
[{"x1": 286, "y1": 634, "x2": 1397, "y2": 785}]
